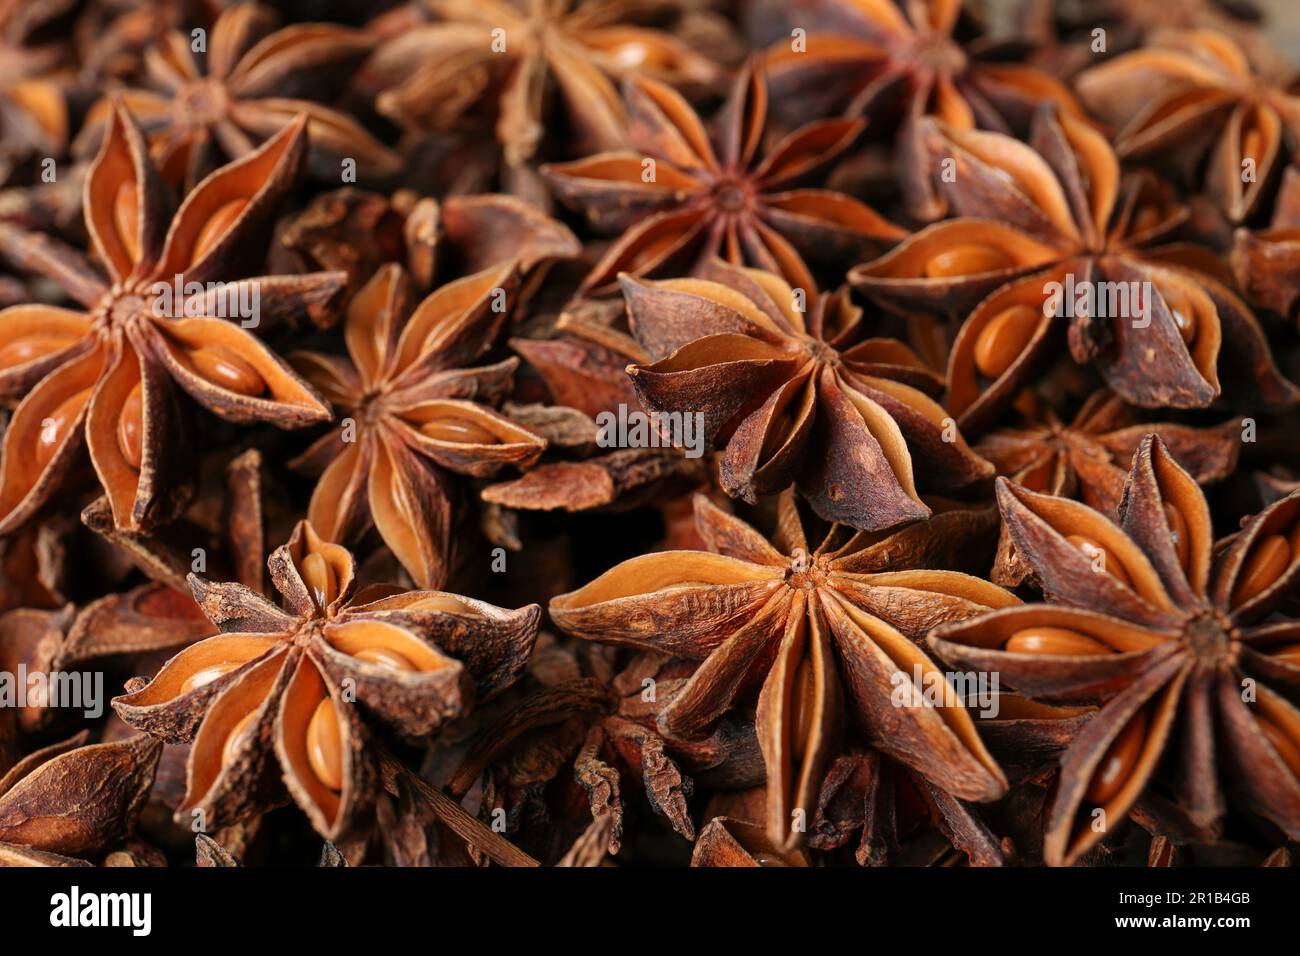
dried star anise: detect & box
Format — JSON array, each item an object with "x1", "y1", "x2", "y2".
[
  {"x1": 551, "y1": 489, "x2": 1014, "y2": 854},
  {"x1": 852, "y1": 104, "x2": 1299, "y2": 430},
  {"x1": 113, "y1": 520, "x2": 541, "y2": 843},
  {"x1": 542, "y1": 58, "x2": 904, "y2": 296},
  {"x1": 764, "y1": 0, "x2": 1088, "y2": 221},
  {"x1": 74, "y1": 3, "x2": 399, "y2": 187},
  {"x1": 0, "y1": 103, "x2": 341, "y2": 534},
  {"x1": 620, "y1": 259, "x2": 991, "y2": 531},
  {"x1": 931, "y1": 435, "x2": 1300, "y2": 865},
  {"x1": 1076, "y1": 29, "x2": 1300, "y2": 223},
  {"x1": 1231, "y1": 164, "x2": 1300, "y2": 320}
]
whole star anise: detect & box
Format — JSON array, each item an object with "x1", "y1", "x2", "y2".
[
  {"x1": 550, "y1": 489, "x2": 1014, "y2": 854},
  {"x1": 621, "y1": 259, "x2": 992, "y2": 532},
  {"x1": 542, "y1": 58, "x2": 905, "y2": 296},
  {"x1": 930, "y1": 435, "x2": 1300, "y2": 865},
  {"x1": 73, "y1": 3, "x2": 399, "y2": 187},
  {"x1": 113, "y1": 521, "x2": 542, "y2": 843},
  {"x1": 764, "y1": 0, "x2": 1088, "y2": 220},
  {"x1": 1076, "y1": 29, "x2": 1300, "y2": 223},
  {"x1": 0, "y1": 103, "x2": 339, "y2": 535},
  {"x1": 852, "y1": 104, "x2": 1299, "y2": 431}
]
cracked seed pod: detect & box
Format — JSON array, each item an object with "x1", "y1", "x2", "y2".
[
  {"x1": 0, "y1": 101, "x2": 341, "y2": 535},
  {"x1": 851, "y1": 104, "x2": 1298, "y2": 430},
  {"x1": 622, "y1": 259, "x2": 992, "y2": 532},
  {"x1": 931, "y1": 435, "x2": 1300, "y2": 865},
  {"x1": 551, "y1": 489, "x2": 1014, "y2": 855},
  {"x1": 113, "y1": 521, "x2": 541, "y2": 842}
]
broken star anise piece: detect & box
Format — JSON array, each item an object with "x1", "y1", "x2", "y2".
[
  {"x1": 113, "y1": 521, "x2": 541, "y2": 843},
  {"x1": 622, "y1": 259, "x2": 992, "y2": 532},
  {"x1": 0, "y1": 102, "x2": 339, "y2": 534},
  {"x1": 542, "y1": 57, "x2": 904, "y2": 296},
  {"x1": 550, "y1": 489, "x2": 1014, "y2": 854},
  {"x1": 289, "y1": 262, "x2": 549, "y2": 589},
  {"x1": 931, "y1": 434, "x2": 1300, "y2": 865},
  {"x1": 852, "y1": 103, "x2": 1299, "y2": 430}
]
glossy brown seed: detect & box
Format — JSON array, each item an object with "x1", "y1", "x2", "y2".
[
  {"x1": 1231, "y1": 535, "x2": 1291, "y2": 607},
  {"x1": 191, "y1": 199, "x2": 248, "y2": 265},
  {"x1": 300, "y1": 552, "x2": 338, "y2": 611},
  {"x1": 1259, "y1": 717, "x2": 1300, "y2": 779},
  {"x1": 114, "y1": 181, "x2": 140, "y2": 263},
  {"x1": 1005, "y1": 627, "x2": 1110, "y2": 656},
  {"x1": 222, "y1": 710, "x2": 258, "y2": 767},
  {"x1": 179, "y1": 661, "x2": 241, "y2": 694},
  {"x1": 190, "y1": 345, "x2": 266, "y2": 396},
  {"x1": 405, "y1": 593, "x2": 479, "y2": 615},
  {"x1": 0, "y1": 335, "x2": 76, "y2": 370},
  {"x1": 1164, "y1": 503, "x2": 1189, "y2": 571},
  {"x1": 354, "y1": 646, "x2": 416, "y2": 672},
  {"x1": 1086, "y1": 711, "x2": 1147, "y2": 805},
  {"x1": 924, "y1": 244, "x2": 1012, "y2": 278},
  {"x1": 789, "y1": 656, "x2": 815, "y2": 761},
  {"x1": 419, "y1": 416, "x2": 500, "y2": 445},
  {"x1": 306, "y1": 696, "x2": 343, "y2": 791},
  {"x1": 1157, "y1": 287, "x2": 1197, "y2": 345},
  {"x1": 973, "y1": 305, "x2": 1039, "y2": 380},
  {"x1": 1066, "y1": 534, "x2": 1133, "y2": 588},
  {"x1": 35, "y1": 388, "x2": 92, "y2": 469},
  {"x1": 118, "y1": 382, "x2": 144, "y2": 470}
]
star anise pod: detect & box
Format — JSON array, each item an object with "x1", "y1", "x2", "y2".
[
  {"x1": 113, "y1": 520, "x2": 541, "y2": 843},
  {"x1": 930, "y1": 434, "x2": 1300, "y2": 865},
  {"x1": 359, "y1": 0, "x2": 721, "y2": 167},
  {"x1": 620, "y1": 259, "x2": 992, "y2": 532},
  {"x1": 852, "y1": 104, "x2": 1299, "y2": 431},
  {"x1": 0, "y1": 730, "x2": 162, "y2": 866},
  {"x1": 550, "y1": 489, "x2": 1014, "y2": 854},
  {"x1": 691, "y1": 815, "x2": 810, "y2": 866},
  {"x1": 73, "y1": 3, "x2": 399, "y2": 188},
  {"x1": 0, "y1": 103, "x2": 339, "y2": 534},
  {"x1": 1231, "y1": 164, "x2": 1300, "y2": 320},
  {"x1": 288, "y1": 261, "x2": 554, "y2": 589},
  {"x1": 542, "y1": 58, "x2": 905, "y2": 297},
  {"x1": 1076, "y1": 29, "x2": 1300, "y2": 224},
  {"x1": 763, "y1": 0, "x2": 1088, "y2": 221},
  {"x1": 0, "y1": 3, "x2": 73, "y2": 187}
]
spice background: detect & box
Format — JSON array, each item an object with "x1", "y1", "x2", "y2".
[{"x1": 0, "y1": 0, "x2": 1298, "y2": 870}]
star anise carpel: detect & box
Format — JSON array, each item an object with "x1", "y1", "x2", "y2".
[
  {"x1": 852, "y1": 102, "x2": 1299, "y2": 431},
  {"x1": 113, "y1": 520, "x2": 541, "y2": 844},
  {"x1": 621, "y1": 258, "x2": 992, "y2": 532},
  {"x1": 930, "y1": 434, "x2": 1300, "y2": 865},
  {"x1": 0, "y1": 101, "x2": 340, "y2": 535},
  {"x1": 550, "y1": 489, "x2": 1015, "y2": 854},
  {"x1": 542, "y1": 57, "x2": 905, "y2": 297}
]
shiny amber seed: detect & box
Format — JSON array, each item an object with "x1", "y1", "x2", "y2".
[
  {"x1": 1005, "y1": 627, "x2": 1109, "y2": 656},
  {"x1": 973, "y1": 305, "x2": 1039, "y2": 380},
  {"x1": 1066, "y1": 534, "x2": 1133, "y2": 588},
  {"x1": 222, "y1": 710, "x2": 258, "y2": 767},
  {"x1": 1157, "y1": 287, "x2": 1197, "y2": 346},
  {"x1": 406, "y1": 593, "x2": 477, "y2": 615},
  {"x1": 190, "y1": 345, "x2": 265, "y2": 396},
  {"x1": 1086, "y1": 711, "x2": 1148, "y2": 805},
  {"x1": 923, "y1": 244, "x2": 1011, "y2": 278},
  {"x1": 299, "y1": 551, "x2": 338, "y2": 610},
  {"x1": 1164, "y1": 503, "x2": 1190, "y2": 570},
  {"x1": 353, "y1": 646, "x2": 416, "y2": 672},
  {"x1": 191, "y1": 199, "x2": 248, "y2": 265},
  {"x1": 306, "y1": 696, "x2": 343, "y2": 791},
  {"x1": 179, "y1": 660, "x2": 241, "y2": 694},
  {"x1": 0, "y1": 335, "x2": 75, "y2": 370},
  {"x1": 419, "y1": 415, "x2": 500, "y2": 445},
  {"x1": 789, "y1": 657, "x2": 816, "y2": 761},
  {"x1": 35, "y1": 388, "x2": 92, "y2": 470},
  {"x1": 114, "y1": 181, "x2": 140, "y2": 263},
  {"x1": 1231, "y1": 535, "x2": 1292, "y2": 607},
  {"x1": 1259, "y1": 717, "x2": 1300, "y2": 779},
  {"x1": 117, "y1": 382, "x2": 145, "y2": 470}
]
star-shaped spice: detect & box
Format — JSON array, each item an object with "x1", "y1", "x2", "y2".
[
  {"x1": 1076, "y1": 29, "x2": 1300, "y2": 223},
  {"x1": 73, "y1": 3, "x2": 399, "y2": 187},
  {"x1": 931, "y1": 434, "x2": 1300, "y2": 865},
  {"x1": 542, "y1": 58, "x2": 905, "y2": 296},
  {"x1": 551, "y1": 490, "x2": 1015, "y2": 854},
  {"x1": 0, "y1": 102, "x2": 340, "y2": 534},
  {"x1": 620, "y1": 259, "x2": 992, "y2": 532},
  {"x1": 852, "y1": 104, "x2": 1299, "y2": 431},
  {"x1": 114, "y1": 521, "x2": 542, "y2": 843}
]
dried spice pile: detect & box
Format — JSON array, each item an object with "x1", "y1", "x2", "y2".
[{"x1": 1, "y1": 0, "x2": 1300, "y2": 870}]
